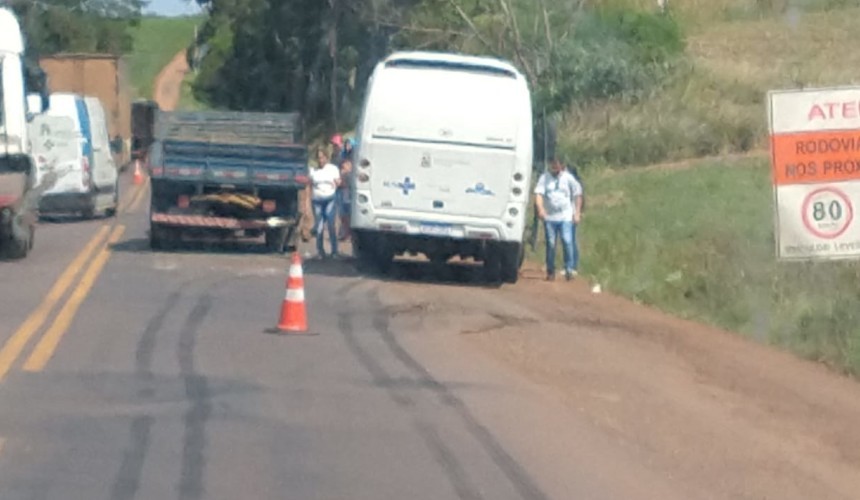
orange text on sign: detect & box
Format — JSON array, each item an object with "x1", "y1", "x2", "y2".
[{"x1": 771, "y1": 130, "x2": 860, "y2": 185}]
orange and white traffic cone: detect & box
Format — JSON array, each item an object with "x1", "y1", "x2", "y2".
[
  {"x1": 277, "y1": 252, "x2": 308, "y2": 333},
  {"x1": 133, "y1": 159, "x2": 144, "y2": 185}
]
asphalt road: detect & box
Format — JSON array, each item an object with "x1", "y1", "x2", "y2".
[{"x1": 0, "y1": 173, "x2": 671, "y2": 500}]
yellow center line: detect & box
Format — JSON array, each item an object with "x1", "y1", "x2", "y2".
[
  {"x1": 0, "y1": 225, "x2": 112, "y2": 382},
  {"x1": 118, "y1": 182, "x2": 139, "y2": 214},
  {"x1": 127, "y1": 177, "x2": 150, "y2": 214},
  {"x1": 23, "y1": 225, "x2": 126, "y2": 373}
]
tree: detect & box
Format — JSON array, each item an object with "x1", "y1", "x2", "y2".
[
  {"x1": 8, "y1": 0, "x2": 146, "y2": 57},
  {"x1": 190, "y1": 0, "x2": 684, "y2": 142}
]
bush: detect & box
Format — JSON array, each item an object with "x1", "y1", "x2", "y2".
[{"x1": 536, "y1": 8, "x2": 685, "y2": 116}]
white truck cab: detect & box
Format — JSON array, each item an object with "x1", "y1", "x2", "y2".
[
  {"x1": 0, "y1": 8, "x2": 29, "y2": 160},
  {"x1": 0, "y1": 7, "x2": 40, "y2": 257},
  {"x1": 350, "y1": 51, "x2": 534, "y2": 283}
]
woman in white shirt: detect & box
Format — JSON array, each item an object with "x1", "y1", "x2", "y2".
[{"x1": 310, "y1": 148, "x2": 342, "y2": 258}]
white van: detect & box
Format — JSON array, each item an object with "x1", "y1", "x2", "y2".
[
  {"x1": 83, "y1": 96, "x2": 119, "y2": 212},
  {"x1": 350, "y1": 51, "x2": 534, "y2": 283},
  {"x1": 38, "y1": 93, "x2": 118, "y2": 217}
]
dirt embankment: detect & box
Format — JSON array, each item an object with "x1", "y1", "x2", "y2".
[{"x1": 377, "y1": 268, "x2": 860, "y2": 500}]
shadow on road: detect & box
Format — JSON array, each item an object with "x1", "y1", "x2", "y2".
[
  {"x1": 109, "y1": 236, "x2": 505, "y2": 289},
  {"x1": 302, "y1": 255, "x2": 502, "y2": 289},
  {"x1": 38, "y1": 213, "x2": 110, "y2": 225},
  {"x1": 110, "y1": 237, "x2": 278, "y2": 256}
]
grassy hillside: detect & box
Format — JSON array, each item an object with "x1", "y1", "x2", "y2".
[
  {"x1": 539, "y1": 1, "x2": 860, "y2": 376},
  {"x1": 125, "y1": 16, "x2": 202, "y2": 100},
  {"x1": 553, "y1": 159, "x2": 860, "y2": 376},
  {"x1": 560, "y1": 2, "x2": 860, "y2": 167}
]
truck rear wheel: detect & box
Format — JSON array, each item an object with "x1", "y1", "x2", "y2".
[
  {"x1": 265, "y1": 227, "x2": 288, "y2": 253},
  {"x1": 150, "y1": 224, "x2": 174, "y2": 251}
]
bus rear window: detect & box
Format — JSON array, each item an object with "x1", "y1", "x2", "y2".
[
  {"x1": 368, "y1": 67, "x2": 522, "y2": 149},
  {"x1": 384, "y1": 59, "x2": 517, "y2": 79}
]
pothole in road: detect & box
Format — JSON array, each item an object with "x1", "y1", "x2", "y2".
[{"x1": 459, "y1": 313, "x2": 540, "y2": 335}]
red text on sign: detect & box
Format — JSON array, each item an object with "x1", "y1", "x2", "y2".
[{"x1": 808, "y1": 101, "x2": 860, "y2": 121}]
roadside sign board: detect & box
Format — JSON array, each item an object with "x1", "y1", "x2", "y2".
[{"x1": 769, "y1": 86, "x2": 860, "y2": 260}]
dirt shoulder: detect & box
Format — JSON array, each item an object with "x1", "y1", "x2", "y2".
[
  {"x1": 153, "y1": 51, "x2": 189, "y2": 111},
  {"x1": 377, "y1": 265, "x2": 860, "y2": 500}
]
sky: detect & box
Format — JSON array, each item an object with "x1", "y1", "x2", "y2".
[{"x1": 144, "y1": 0, "x2": 203, "y2": 16}]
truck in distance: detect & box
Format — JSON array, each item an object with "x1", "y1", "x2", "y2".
[{"x1": 147, "y1": 111, "x2": 309, "y2": 252}]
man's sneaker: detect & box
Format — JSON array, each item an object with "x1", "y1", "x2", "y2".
[
  {"x1": 565, "y1": 270, "x2": 578, "y2": 281},
  {"x1": 546, "y1": 272, "x2": 556, "y2": 282}
]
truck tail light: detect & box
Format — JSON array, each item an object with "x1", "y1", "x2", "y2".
[
  {"x1": 178, "y1": 195, "x2": 190, "y2": 209},
  {"x1": 295, "y1": 174, "x2": 309, "y2": 185},
  {"x1": 359, "y1": 158, "x2": 370, "y2": 168},
  {"x1": 358, "y1": 173, "x2": 370, "y2": 183},
  {"x1": 151, "y1": 166, "x2": 164, "y2": 176},
  {"x1": 262, "y1": 200, "x2": 276, "y2": 213}
]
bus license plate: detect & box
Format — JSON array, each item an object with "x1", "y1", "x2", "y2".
[{"x1": 419, "y1": 223, "x2": 453, "y2": 237}]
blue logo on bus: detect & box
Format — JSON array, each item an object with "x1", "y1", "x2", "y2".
[
  {"x1": 384, "y1": 177, "x2": 416, "y2": 195},
  {"x1": 466, "y1": 182, "x2": 494, "y2": 196}
]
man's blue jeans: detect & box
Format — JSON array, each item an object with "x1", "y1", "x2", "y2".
[
  {"x1": 544, "y1": 220, "x2": 578, "y2": 274},
  {"x1": 312, "y1": 196, "x2": 338, "y2": 256}
]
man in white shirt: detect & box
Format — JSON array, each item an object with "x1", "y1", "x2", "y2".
[{"x1": 534, "y1": 157, "x2": 583, "y2": 281}]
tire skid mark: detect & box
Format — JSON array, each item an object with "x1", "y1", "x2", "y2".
[
  {"x1": 110, "y1": 287, "x2": 185, "y2": 500},
  {"x1": 337, "y1": 311, "x2": 482, "y2": 500},
  {"x1": 414, "y1": 421, "x2": 484, "y2": 500},
  {"x1": 136, "y1": 290, "x2": 183, "y2": 398},
  {"x1": 109, "y1": 415, "x2": 154, "y2": 500},
  {"x1": 177, "y1": 294, "x2": 213, "y2": 500},
  {"x1": 369, "y1": 291, "x2": 549, "y2": 500}
]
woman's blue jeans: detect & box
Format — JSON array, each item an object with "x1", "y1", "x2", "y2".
[{"x1": 312, "y1": 196, "x2": 338, "y2": 256}]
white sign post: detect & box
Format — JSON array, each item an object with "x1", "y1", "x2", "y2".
[{"x1": 769, "y1": 86, "x2": 860, "y2": 260}]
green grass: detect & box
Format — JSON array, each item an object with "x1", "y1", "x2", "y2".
[
  {"x1": 559, "y1": 4, "x2": 860, "y2": 168},
  {"x1": 178, "y1": 71, "x2": 210, "y2": 111},
  {"x1": 534, "y1": 160, "x2": 860, "y2": 375},
  {"x1": 126, "y1": 16, "x2": 203, "y2": 99}
]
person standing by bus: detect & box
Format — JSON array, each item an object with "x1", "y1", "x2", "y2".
[
  {"x1": 534, "y1": 157, "x2": 583, "y2": 281},
  {"x1": 310, "y1": 147, "x2": 342, "y2": 258}
]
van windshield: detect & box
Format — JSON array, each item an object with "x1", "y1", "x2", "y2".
[{"x1": 369, "y1": 66, "x2": 522, "y2": 149}]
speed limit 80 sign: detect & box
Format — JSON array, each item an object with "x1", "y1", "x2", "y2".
[{"x1": 769, "y1": 87, "x2": 860, "y2": 260}]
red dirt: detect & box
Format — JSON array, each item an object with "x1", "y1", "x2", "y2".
[
  {"x1": 377, "y1": 267, "x2": 860, "y2": 500},
  {"x1": 152, "y1": 51, "x2": 189, "y2": 111}
]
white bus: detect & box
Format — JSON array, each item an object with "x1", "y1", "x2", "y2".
[{"x1": 350, "y1": 51, "x2": 534, "y2": 283}]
